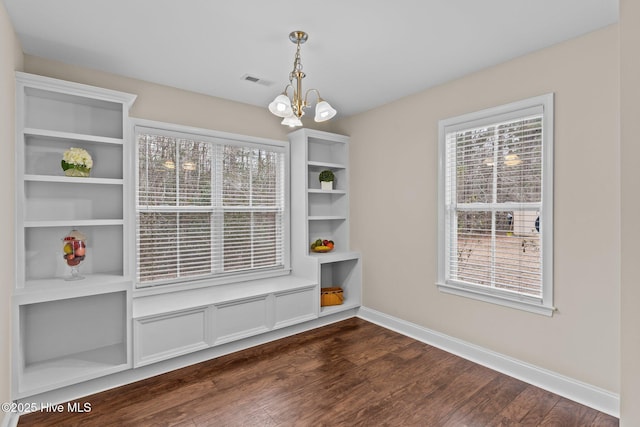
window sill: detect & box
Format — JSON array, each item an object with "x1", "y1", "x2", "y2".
[{"x1": 436, "y1": 281, "x2": 555, "y2": 317}]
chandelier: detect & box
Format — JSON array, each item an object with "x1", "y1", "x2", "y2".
[{"x1": 268, "y1": 31, "x2": 337, "y2": 127}]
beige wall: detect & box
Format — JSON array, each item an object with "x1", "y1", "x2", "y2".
[
  {"x1": 335, "y1": 25, "x2": 620, "y2": 393},
  {"x1": 620, "y1": 0, "x2": 640, "y2": 423},
  {"x1": 0, "y1": 1, "x2": 22, "y2": 404}
]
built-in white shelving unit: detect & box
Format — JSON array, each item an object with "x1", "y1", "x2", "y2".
[
  {"x1": 289, "y1": 129, "x2": 362, "y2": 316},
  {"x1": 10, "y1": 75, "x2": 360, "y2": 404},
  {"x1": 13, "y1": 72, "x2": 136, "y2": 398}
]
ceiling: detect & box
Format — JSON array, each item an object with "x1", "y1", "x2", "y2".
[{"x1": 3, "y1": 0, "x2": 618, "y2": 119}]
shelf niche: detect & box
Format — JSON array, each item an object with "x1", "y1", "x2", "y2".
[
  {"x1": 24, "y1": 131, "x2": 123, "y2": 179},
  {"x1": 23, "y1": 224, "x2": 124, "y2": 283},
  {"x1": 24, "y1": 86, "x2": 125, "y2": 139},
  {"x1": 319, "y1": 257, "x2": 362, "y2": 317},
  {"x1": 18, "y1": 291, "x2": 128, "y2": 397}
]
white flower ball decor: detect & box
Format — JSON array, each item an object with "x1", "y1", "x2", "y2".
[{"x1": 61, "y1": 147, "x2": 93, "y2": 177}]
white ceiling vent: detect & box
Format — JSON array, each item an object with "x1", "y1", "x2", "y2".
[{"x1": 241, "y1": 74, "x2": 273, "y2": 87}]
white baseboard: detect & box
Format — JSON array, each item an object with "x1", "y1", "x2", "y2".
[
  {"x1": 1, "y1": 411, "x2": 19, "y2": 427},
  {"x1": 357, "y1": 306, "x2": 620, "y2": 418}
]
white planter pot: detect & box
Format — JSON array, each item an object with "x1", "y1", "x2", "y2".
[{"x1": 321, "y1": 181, "x2": 333, "y2": 191}]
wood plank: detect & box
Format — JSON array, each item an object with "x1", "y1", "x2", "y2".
[
  {"x1": 538, "y1": 397, "x2": 601, "y2": 426},
  {"x1": 492, "y1": 384, "x2": 561, "y2": 426},
  {"x1": 440, "y1": 374, "x2": 529, "y2": 426}
]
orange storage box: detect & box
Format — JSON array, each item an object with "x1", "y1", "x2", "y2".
[{"x1": 321, "y1": 287, "x2": 344, "y2": 306}]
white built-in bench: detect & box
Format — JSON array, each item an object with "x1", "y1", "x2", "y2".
[{"x1": 132, "y1": 275, "x2": 318, "y2": 367}]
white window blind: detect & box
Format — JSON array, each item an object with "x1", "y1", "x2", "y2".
[
  {"x1": 136, "y1": 129, "x2": 286, "y2": 286},
  {"x1": 438, "y1": 94, "x2": 554, "y2": 315}
]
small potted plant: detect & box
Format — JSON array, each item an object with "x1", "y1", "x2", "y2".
[{"x1": 319, "y1": 169, "x2": 335, "y2": 190}]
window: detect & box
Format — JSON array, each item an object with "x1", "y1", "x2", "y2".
[
  {"x1": 134, "y1": 122, "x2": 288, "y2": 287},
  {"x1": 437, "y1": 94, "x2": 554, "y2": 315}
]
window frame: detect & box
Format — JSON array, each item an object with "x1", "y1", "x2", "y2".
[
  {"x1": 131, "y1": 118, "x2": 291, "y2": 291},
  {"x1": 437, "y1": 93, "x2": 554, "y2": 316}
]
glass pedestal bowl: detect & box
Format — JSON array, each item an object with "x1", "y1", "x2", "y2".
[{"x1": 62, "y1": 230, "x2": 87, "y2": 281}]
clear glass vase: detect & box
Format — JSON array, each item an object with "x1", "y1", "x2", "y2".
[
  {"x1": 64, "y1": 166, "x2": 91, "y2": 177},
  {"x1": 62, "y1": 230, "x2": 87, "y2": 281}
]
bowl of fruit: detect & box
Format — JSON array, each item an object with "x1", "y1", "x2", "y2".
[
  {"x1": 62, "y1": 229, "x2": 87, "y2": 280},
  {"x1": 310, "y1": 239, "x2": 334, "y2": 253}
]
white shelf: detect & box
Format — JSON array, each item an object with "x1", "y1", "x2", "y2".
[
  {"x1": 307, "y1": 160, "x2": 346, "y2": 169},
  {"x1": 19, "y1": 343, "x2": 127, "y2": 398},
  {"x1": 24, "y1": 174, "x2": 123, "y2": 185},
  {"x1": 24, "y1": 219, "x2": 124, "y2": 228},
  {"x1": 15, "y1": 274, "x2": 130, "y2": 303},
  {"x1": 308, "y1": 189, "x2": 347, "y2": 194},
  {"x1": 23, "y1": 127, "x2": 124, "y2": 145},
  {"x1": 309, "y1": 250, "x2": 361, "y2": 264},
  {"x1": 320, "y1": 301, "x2": 361, "y2": 317},
  {"x1": 308, "y1": 216, "x2": 347, "y2": 221}
]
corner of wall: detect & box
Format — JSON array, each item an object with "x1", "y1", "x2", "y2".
[
  {"x1": 1, "y1": 0, "x2": 23, "y2": 406},
  {"x1": 620, "y1": 0, "x2": 640, "y2": 424}
]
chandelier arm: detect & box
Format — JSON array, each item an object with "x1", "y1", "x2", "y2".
[
  {"x1": 282, "y1": 84, "x2": 294, "y2": 96},
  {"x1": 304, "y1": 88, "x2": 323, "y2": 105}
]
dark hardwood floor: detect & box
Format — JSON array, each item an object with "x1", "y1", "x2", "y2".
[{"x1": 18, "y1": 318, "x2": 618, "y2": 426}]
